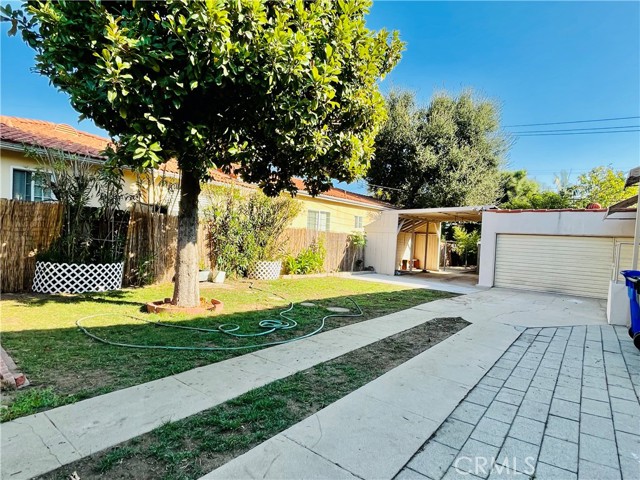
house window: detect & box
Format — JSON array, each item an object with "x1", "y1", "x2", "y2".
[
  {"x1": 307, "y1": 210, "x2": 330, "y2": 232},
  {"x1": 12, "y1": 169, "x2": 53, "y2": 202},
  {"x1": 354, "y1": 215, "x2": 364, "y2": 229}
]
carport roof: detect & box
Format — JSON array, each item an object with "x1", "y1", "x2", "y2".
[{"x1": 397, "y1": 205, "x2": 495, "y2": 223}]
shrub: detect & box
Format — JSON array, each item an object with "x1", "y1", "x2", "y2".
[
  {"x1": 202, "y1": 187, "x2": 301, "y2": 277},
  {"x1": 284, "y1": 239, "x2": 326, "y2": 275},
  {"x1": 29, "y1": 148, "x2": 129, "y2": 264}
]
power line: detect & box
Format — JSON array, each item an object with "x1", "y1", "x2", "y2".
[
  {"x1": 367, "y1": 182, "x2": 404, "y2": 192},
  {"x1": 504, "y1": 116, "x2": 640, "y2": 128},
  {"x1": 515, "y1": 129, "x2": 640, "y2": 137},
  {"x1": 511, "y1": 125, "x2": 640, "y2": 134}
]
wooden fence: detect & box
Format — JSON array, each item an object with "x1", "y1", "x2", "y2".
[
  {"x1": 0, "y1": 199, "x2": 362, "y2": 292},
  {"x1": 281, "y1": 228, "x2": 365, "y2": 272},
  {"x1": 123, "y1": 203, "x2": 208, "y2": 287},
  {"x1": 0, "y1": 199, "x2": 63, "y2": 292}
]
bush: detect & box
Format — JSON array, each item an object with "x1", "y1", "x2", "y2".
[
  {"x1": 202, "y1": 186, "x2": 301, "y2": 277},
  {"x1": 29, "y1": 148, "x2": 129, "y2": 264},
  {"x1": 284, "y1": 239, "x2": 326, "y2": 275}
]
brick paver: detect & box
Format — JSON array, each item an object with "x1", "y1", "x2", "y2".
[{"x1": 395, "y1": 326, "x2": 640, "y2": 480}]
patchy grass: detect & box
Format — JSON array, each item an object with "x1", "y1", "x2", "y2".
[
  {"x1": 1, "y1": 277, "x2": 453, "y2": 420},
  {"x1": 42, "y1": 317, "x2": 469, "y2": 480}
]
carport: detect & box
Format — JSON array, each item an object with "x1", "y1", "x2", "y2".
[{"x1": 364, "y1": 206, "x2": 493, "y2": 276}]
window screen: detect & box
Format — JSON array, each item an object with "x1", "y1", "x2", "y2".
[{"x1": 307, "y1": 210, "x2": 330, "y2": 231}]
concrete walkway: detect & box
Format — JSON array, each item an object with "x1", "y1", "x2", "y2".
[
  {"x1": 202, "y1": 321, "x2": 522, "y2": 480},
  {"x1": 0, "y1": 289, "x2": 609, "y2": 479},
  {"x1": 200, "y1": 289, "x2": 612, "y2": 480},
  {"x1": 351, "y1": 272, "x2": 485, "y2": 295}
]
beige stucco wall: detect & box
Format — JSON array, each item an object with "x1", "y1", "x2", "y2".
[
  {"x1": 0, "y1": 148, "x2": 139, "y2": 209},
  {"x1": 478, "y1": 210, "x2": 637, "y2": 288},
  {"x1": 289, "y1": 194, "x2": 384, "y2": 234}
]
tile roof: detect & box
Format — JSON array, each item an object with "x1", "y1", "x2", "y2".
[
  {"x1": 0, "y1": 115, "x2": 390, "y2": 209},
  {"x1": 0, "y1": 115, "x2": 110, "y2": 159},
  {"x1": 291, "y1": 178, "x2": 391, "y2": 208}
]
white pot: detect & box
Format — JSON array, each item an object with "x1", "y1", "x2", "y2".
[
  {"x1": 198, "y1": 270, "x2": 211, "y2": 282},
  {"x1": 213, "y1": 271, "x2": 226, "y2": 283},
  {"x1": 248, "y1": 260, "x2": 282, "y2": 280},
  {"x1": 32, "y1": 261, "x2": 124, "y2": 294}
]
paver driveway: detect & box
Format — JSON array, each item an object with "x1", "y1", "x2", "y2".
[{"x1": 398, "y1": 325, "x2": 640, "y2": 480}]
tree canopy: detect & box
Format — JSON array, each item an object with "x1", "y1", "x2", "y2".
[
  {"x1": 573, "y1": 166, "x2": 635, "y2": 208},
  {"x1": 499, "y1": 166, "x2": 634, "y2": 210},
  {"x1": 4, "y1": 0, "x2": 403, "y2": 195},
  {"x1": 3, "y1": 0, "x2": 403, "y2": 306},
  {"x1": 499, "y1": 169, "x2": 572, "y2": 209},
  {"x1": 366, "y1": 89, "x2": 509, "y2": 208}
]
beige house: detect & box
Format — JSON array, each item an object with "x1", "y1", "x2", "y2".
[{"x1": 0, "y1": 115, "x2": 391, "y2": 233}]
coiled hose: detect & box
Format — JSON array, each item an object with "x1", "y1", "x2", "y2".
[{"x1": 75, "y1": 284, "x2": 363, "y2": 351}]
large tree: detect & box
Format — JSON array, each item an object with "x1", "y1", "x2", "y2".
[
  {"x1": 367, "y1": 89, "x2": 509, "y2": 208},
  {"x1": 499, "y1": 169, "x2": 572, "y2": 209},
  {"x1": 573, "y1": 166, "x2": 635, "y2": 208},
  {"x1": 4, "y1": 0, "x2": 402, "y2": 306}
]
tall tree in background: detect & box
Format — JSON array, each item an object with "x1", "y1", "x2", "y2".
[
  {"x1": 498, "y1": 170, "x2": 540, "y2": 208},
  {"x1": 498, "y1": 166, "x2": 632, "y2": 210},
  {"x1": 3, "y1": 0, "x2": 402, "y2": 306},
  {"x1": 367, "y1": 89, "x2": 509, "y2": 208},
  {"x1": 499, "y1": 169, "x2": 572, "y2": 209},
  {"x1": 573, "y1": 166, "x2": 635, "y2": 207}
]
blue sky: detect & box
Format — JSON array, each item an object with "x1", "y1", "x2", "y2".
[{"x1": 1, "y1": 1, "x2": 639, "y2": 192}]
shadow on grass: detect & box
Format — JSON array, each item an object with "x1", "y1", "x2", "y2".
[
  {"x1": 1, "y1": 288, "x2": 455, "y2": 420},
  {"x1": 2, "y1": 289, "x2": 139, "y2": 308}
]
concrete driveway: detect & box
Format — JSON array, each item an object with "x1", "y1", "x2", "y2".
[{"x1": 203, "y1": 288, "x2": 640, "y2": 480}]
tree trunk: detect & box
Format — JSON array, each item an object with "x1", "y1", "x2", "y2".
[{"x1": 172, "y1": 168, "x2": 201, "y2": 307}]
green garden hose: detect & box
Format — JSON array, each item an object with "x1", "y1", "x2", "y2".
[{"x1": 75, "y1": 285, "x2": 363, "y2": 351}]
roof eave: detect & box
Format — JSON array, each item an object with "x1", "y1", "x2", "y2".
[
  {"x1": 294, "y1": 189, "x2": 390, "y2": 210},
  {"x1": 0, "y1": 139, "x2": 106, "y2": 165}
]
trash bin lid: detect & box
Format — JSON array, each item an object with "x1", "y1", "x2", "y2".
[{"x1": 621, "y1": 270, "x2": 640, "y2": 279}]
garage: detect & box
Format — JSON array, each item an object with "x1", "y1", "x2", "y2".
[
  {"x1": 479, "y1": 209, "x2": 637, "y2": 300},
  {"x1": 495, "y1": 234, "x2": 619, "y2": 298}
]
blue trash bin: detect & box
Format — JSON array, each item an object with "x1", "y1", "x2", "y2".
[{"x1": 620, "y1": 270, "x2": 640, "y2": 350}]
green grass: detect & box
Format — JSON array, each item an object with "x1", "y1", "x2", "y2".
[
  {"x1": 1, "y1": 277, "x2": 453, "y2": 421},
  {"x1": 43, "y1": 317, "x2": 468, "y2": 480}
]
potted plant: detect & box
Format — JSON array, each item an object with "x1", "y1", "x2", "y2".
[
  {"x1": 198, "y1": 260, "x2": 211, "y2": 282},
  {"x1": 245, "y1": 193, "x2": 300, "y2": 280},
  {"x1": 203, "y1": 188, "x2": 300, "y2": 280},
  {"x1": 30, "y1": 149, "x2": 128, "y2": 294}
]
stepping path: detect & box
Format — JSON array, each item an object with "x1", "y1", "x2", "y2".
[{"x1": 1, "y1": 295, "x2": 471, "y2": 480}]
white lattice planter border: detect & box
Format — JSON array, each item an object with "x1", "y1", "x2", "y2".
[
  {"x1": 248, "y1": 260, "x2": 282, "y2": 280},
  {"x1": 32, "y1": 261, "x2": 124, "y2": 294}
]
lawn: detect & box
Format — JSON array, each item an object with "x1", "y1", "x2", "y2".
[{"x1": 1, "y1": 277, "x2": 453, "y2": 420}]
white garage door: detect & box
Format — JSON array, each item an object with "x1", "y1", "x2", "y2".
[{"x1": 494, "y1": 235, "x2": 617, "y2": 298}]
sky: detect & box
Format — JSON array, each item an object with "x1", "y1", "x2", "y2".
[{"x1": 1, "y1": 1, "x2": 639, "y2": 193}]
